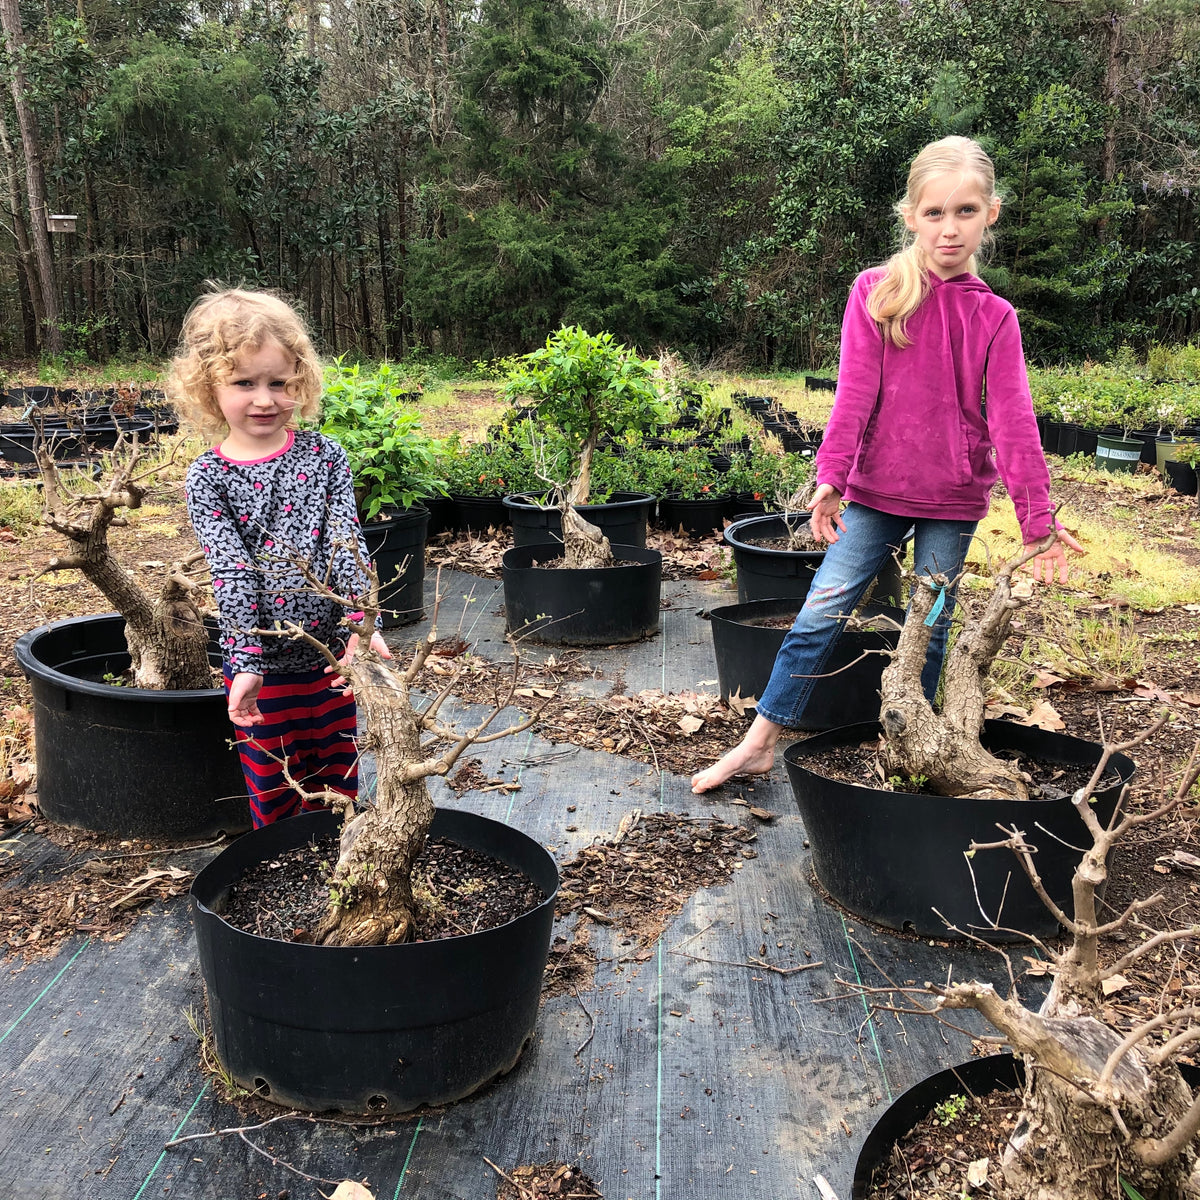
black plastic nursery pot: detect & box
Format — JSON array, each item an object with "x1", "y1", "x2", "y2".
[
  {"x1": 190, "y1": 807, "x2": 559, "y2": 1114},
  {"x1": 657, "y1": 493, "x2": 730, "y2": 538},
  {"x1": 503, "y1": 492, "x2": 654, "y2": 550},
  {"x1": 852, "y1": 1056, "x2": 1024, "y2": 1199},
  {"x1": 14, "y1": 614, "x2": 250, "y2": 839},
  {"x1": 1165, "y1": 458, "x2": 1199, "y2": 496},
  {"x1": 362, "y1": 504, "x2": 429, "y2": 628},
  {"x1": 783, "y1": 720, "x2": 1135, "y2": 940},
  {"x1": 448, "y1": 493, "x2": 511, "y2": 534},
  {"x1": 705, "y1": 598, "x2": 902, "y2": 730},
  {"x1": 501, "y1": 543, "x2": 661, "y2": 645},
  {"x1": 725, "y1": 513, "x2": 905, "y2": 607}
]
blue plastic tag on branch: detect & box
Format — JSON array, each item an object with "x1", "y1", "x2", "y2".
[{"x1": 924, "y1": 585, "x2": 947, "y2": 627}]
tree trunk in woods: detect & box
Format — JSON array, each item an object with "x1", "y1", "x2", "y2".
[
  {"x1": 35, "y1": 443, "x2": 213, "y2": 691},
  {"x1": 876, "y1": 549, "x2": 1037, "y2": 800},
  {"x1": 0, "y1": 0, "x2": 62, "y2": 354},
  {"x1": 0, "y1": 105, "x2": 44, "y2": 352}
]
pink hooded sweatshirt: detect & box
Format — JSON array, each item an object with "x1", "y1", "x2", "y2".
[{"x1": 816, "y1": 268, "x2": 1055, "y2": 544}]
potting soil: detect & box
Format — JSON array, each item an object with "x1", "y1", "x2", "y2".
[{"x1": 2, "y1": 568, "x2": 1028, "y2": 1200}]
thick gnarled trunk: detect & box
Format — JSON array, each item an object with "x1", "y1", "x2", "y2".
[
  {"x1": 36, "y1": 444, "x2": 213, "y2": 690},
  {"x1": 877, "y1": 558, "x2": 1032, "y2": 800},
  {"x1": 561, "y1": 436, "x2": 613, "y2": 569},
  {"x1": 314, "y1": 657, "x2": 435, "y2": 946}
]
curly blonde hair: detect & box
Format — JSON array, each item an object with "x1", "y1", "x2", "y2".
[{"x1": 168, "y1": 287, "x2": 323, "y2": 440}]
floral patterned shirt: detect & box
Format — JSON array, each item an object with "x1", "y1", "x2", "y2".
[{"x1": 186, "y1": 430, "x2": 372, "y2": 674}]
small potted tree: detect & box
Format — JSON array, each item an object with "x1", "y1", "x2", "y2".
[
  {"x1": 783, "y1": 538, "x2": 1136, "y2": 940},
  {"x1": 319, "y1": 359, "x2": 444, "y2": 627},
  {"x1": 191, "y1": 578, "x2": 558, "y2": 1113},
  {"x1": 498, "y1": 327, "x2": 667, "y2": 644},
  {"x1": 851, "y1": 722, "x2": 1200, "y2": 1200}
]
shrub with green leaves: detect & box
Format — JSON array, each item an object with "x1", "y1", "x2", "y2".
[
  {"x1": 319, "y1": 358, "x2": 444, "y2": 519},
  {"x1": 437, "y1": 432, "x2": 547, "y2": 497},
  {"x1": 725, "y1": 445, "x2": 813, "y2": 499},
  {"x1": 502, "y1": 326, "x2": 667, "y2": 504}
]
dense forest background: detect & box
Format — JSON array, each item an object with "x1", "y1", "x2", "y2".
[{"x1": 0, "y1": 0, "x2": 1197, "y2": 369}]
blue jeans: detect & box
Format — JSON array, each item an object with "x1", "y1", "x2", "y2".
[{"x1": 755, "y1": 504, "x2": 978, "y2": 727}]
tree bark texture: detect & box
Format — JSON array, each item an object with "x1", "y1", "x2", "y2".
[
  {"x1": 877, "y1": 567, "x2": 1032, "y2": 800},
  {"x1": 939, "y1": 983, "x2": 1199, "y2": 1200},
  {"x1": 314, "y1": 656, "x2": 435, "y2": 947},
  {"x1": 0, "y1": 0, "x2": 62, "y2": 353},
  {"x1": 37, "y1": 447, "x2": 212, "y2": 690}
]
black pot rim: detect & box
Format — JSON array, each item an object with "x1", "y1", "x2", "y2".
[
  {"x1": 852, "y1": 1056, "x2": 1023, "y2": 1198},
  {"x1": 503, "y1": 491, "x2": 654, "y2": 513},
  {"x1": 784, "y1": 719, "x2": 1136, "y2": 807},
  {"x1": 361, "y1": 501, "x2": 430, "y2": 527},
  {"x1": 501, "y1": 544, "x2": 662, "y2": 574},
  {"x1": 192, "y1": 807, "x2": 560, "y2": 950},
  {"x1": 15, "y1": 613, "x2": 226, "y2": 703},
  {"x1": 724, "y1": 512, "x2": 823, "y2": 558}
]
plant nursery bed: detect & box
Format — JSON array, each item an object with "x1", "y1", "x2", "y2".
[
  {"x1": 3, "y1": 544, "x2": 1199, "y2": 1200},
  {"x1": 4, "y1": 568, "x2": 1024, "y2": 1200}
]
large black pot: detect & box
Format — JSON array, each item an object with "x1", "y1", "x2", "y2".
[
  {"x1": 725, "y1": 513, "x2": 905, "y2": 607},
  {"x1": 191, "y1": 807, "x2": 558, "y2": 1113},
  {"x1": 783, "y1": 720, "x2": 1135, "y2": 940},
  {"x1": 14, "y1": 614, "x2": 250, "y2": 839},
  {"x1": 448, "y1": 493, "x2": 511, "y2": 534},
  {"x1": 853, "y1": 1056, "x2": 1023, "y2": 1199},
  {"x1": 657, "y1": 493, "x2": 730, "y2": 538},
  {"x1": 1165, "y1": 458, "x2": 1198, "y2": 496},
  {"x1": 503, "y1": 491, "x2": 654, "y2": 550},
  {"x1": 501, "y1": 543, "x2": 661, "y2": 645},
  {"x1": 362, "y1": 504, "x2": 429, "y2": 628},
  {"x1": 705, "y1": 598, "x2": 902, "y2": 730}
]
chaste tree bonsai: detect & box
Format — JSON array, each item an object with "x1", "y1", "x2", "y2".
[
  {"x1": 502, "y1": 326, "x2": 665, "y2": 568},
  {"x1": 35, "y1": 437, "x2": 214, "y2": 690}
]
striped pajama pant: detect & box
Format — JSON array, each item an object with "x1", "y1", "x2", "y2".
[{"x1": 223, "y1": 666, "x2": 359, "y2": 828}]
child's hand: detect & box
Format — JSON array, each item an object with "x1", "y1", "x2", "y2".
[
  {"x1": 228, "y1": 672, "x2": 265, "y2": 727},
  {"x1": 327, "y1": 630, "x2": 393, "y2": 694},
  {"x1": 1024, "y1": 530, "x2": 1084, "y2": 584},
  {"x1": 807, "y1": 484, "x2": 847, "y2": 544}
]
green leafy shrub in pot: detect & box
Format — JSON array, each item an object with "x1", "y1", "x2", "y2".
[
  {"x1": 503, "y1": 326, "x2": 667, "y2": 506},
  {"x1": 657, "y1": 444, "x2": 728, "y2": 499},
  {"x1": 437, "y1": 431, "x2": 550, "y2": 498},
  {"x1": 725, "y1": 444, "x2": 813, "y2": 501},
  {"x1": 320, "y1": 358, "x2": 443, "y2": 519}
]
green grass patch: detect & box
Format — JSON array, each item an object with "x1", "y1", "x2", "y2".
[{"x1": 973, "y1": 497, "x2": 1200, "y2": 609}]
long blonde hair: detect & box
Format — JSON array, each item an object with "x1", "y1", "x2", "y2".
[
  {"x1": 867, "y1": 136, "x2": 1000, "y2": 348},
  {"x1": 168, "y1": 286, "x2": 323, "y2": 440}
]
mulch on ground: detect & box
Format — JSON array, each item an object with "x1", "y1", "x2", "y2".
[{"x1": 491, "y1": 1159, "x2": 604, "y2": 1200}]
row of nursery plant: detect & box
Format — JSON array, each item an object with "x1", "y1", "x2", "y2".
[
  {"x1": 1029, "y1": 361, "x2": 1200, "y2": 435},
  {"x1": 317, "y1": 343, "x2": 815, "y2": 521}
]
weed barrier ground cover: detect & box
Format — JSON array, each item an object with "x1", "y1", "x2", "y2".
[{"x1": 3, "y1": 569, "x2": 1026, "y2": 1200}]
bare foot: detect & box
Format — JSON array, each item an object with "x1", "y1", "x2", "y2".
[{"x1": 690, "y1": 740, "x2": 775, "y2": 794}]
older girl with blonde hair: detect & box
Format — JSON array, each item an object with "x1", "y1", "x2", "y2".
[{"x1": 693, "y1": 136, "x2": 1083, "y2": 794}]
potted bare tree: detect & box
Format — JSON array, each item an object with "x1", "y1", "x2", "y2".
[
  {"x1": 14, "y1": 439, "x2": 249, "y2": 838},
  {"x1": 852, "y1": 722, "x2": 1200, "y2": 1200},
  {"x1": 190, "y1": 575, "x2": 558, "y2": 1113},
  {"x1": 783, "y1": 537, "x2": 1136, "y2": 939},
  {"x1": 499, "y1": 326, "x2": 665, "y2": 644}
]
